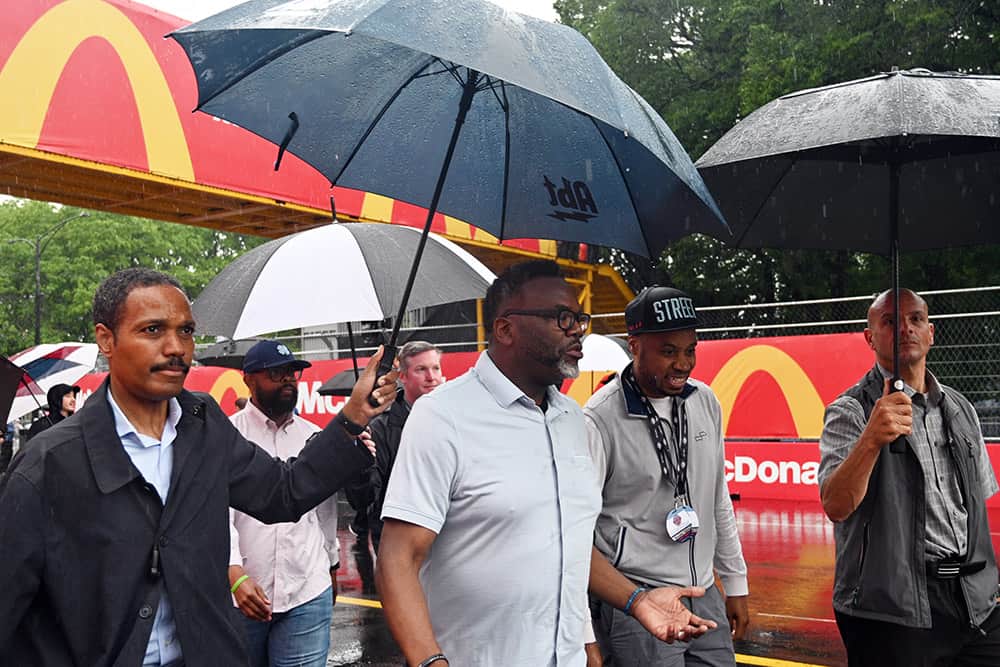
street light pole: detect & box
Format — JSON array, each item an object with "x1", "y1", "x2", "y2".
[{"x1": 6, "y1": 211, "x2": 89, "y2": 345}]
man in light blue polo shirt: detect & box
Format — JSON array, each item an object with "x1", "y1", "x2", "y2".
[{"x1": 377, "y1": 260, "x2": 716, "y2": 667}]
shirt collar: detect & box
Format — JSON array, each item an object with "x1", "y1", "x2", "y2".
[
  {"x1": 620, "y1": 362, "x2": 697, "y2": 417},
  {"x1": 242, "y1": 398, "x2": 294, "y2": 430},
  {"x1": 106, "y1": 389, "x2": 182, "y2": 446},
  {"x1": 875, "y1": 363, "x2": 943, "y2": 405},
  {"x1": 475, "y1": 351, "x2": 569, "y2": 413}
]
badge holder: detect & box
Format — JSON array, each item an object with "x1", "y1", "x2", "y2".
[{"x1": 666, "y1": 497, "x2": 699, "y2": 543}]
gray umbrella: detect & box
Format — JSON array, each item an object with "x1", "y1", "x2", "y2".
[
  {"x1": 696, "y1": 68, "x2": 1000, "y2": 384},
  {"x1": 169, "y1": 0, "x2": 728, "y2": 355},
  {"x1": 192, "y1": 222, "x2": 495, "y2": 340}
]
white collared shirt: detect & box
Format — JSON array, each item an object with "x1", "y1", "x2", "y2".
[
  {"x1": 383, "y1": 351, "x2": 601, "y2": 666},
  {"x1": 106, "y1": 390, "x2": 183, "y2": 666},
  {"x1": 228, "y1": 401, "x2": 338, "y2": 612}
]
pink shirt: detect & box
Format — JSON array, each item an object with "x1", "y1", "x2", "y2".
[{"x1": 229, "y1": 402, "x2": 339, "y2": 613}]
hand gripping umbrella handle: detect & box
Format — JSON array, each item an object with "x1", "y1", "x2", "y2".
[
  {"x1": 888, "y1": 377, "x2": 908, "y2": 454},
  {"x1": 367, "y1": 344, "x2": 398, "y2": 408}
]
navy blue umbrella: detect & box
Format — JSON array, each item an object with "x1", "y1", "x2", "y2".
[{"x1": 170, "y1": 0, "x2": 727, "y2": 352}]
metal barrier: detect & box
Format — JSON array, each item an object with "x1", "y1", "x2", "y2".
[{"x1": 222, "y1": 287, "x2": 1000, "y2": 436}]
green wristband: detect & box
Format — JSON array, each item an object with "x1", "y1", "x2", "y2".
[{"x1": 231, "y1": 574, "x2": 250, "y2": 594}]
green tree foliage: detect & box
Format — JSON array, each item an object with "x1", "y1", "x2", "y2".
[
  {"x1": 556, "y1": 0, "x2": 1000, "y2": 303},
  {"x1": 0, "y1": 200, "x2": 265, "y2": 353}
]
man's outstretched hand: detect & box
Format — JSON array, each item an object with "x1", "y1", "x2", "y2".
[{"x1": 631, "y1": 586, "x2": 717, "y2": 643}]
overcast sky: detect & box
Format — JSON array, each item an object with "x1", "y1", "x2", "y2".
[{"x1": 141, "y1": 0, "x2": 558, "y2": 23}]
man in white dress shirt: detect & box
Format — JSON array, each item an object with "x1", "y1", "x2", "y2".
[{"x1": 228, "y1": 340, "x2": 340, "y2": 667}]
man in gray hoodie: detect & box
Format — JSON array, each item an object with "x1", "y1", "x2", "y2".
[{"x1": 585, "y1": 286, "x2": 749, "y2": 666}]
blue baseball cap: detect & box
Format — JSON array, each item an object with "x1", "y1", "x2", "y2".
[{"x1": 242, "y1": 340, "x2": 311, "y2": 373}]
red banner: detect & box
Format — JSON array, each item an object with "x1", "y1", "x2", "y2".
[
  {"x1": 73, "y1": 333, "x2": 998, "y2": 504},
  {"x1": 0, "y1": 0, "x2": 551, "y2": 254},
  {"x1": 75, "y1": 352, "x2": 481, "y2": 427}
]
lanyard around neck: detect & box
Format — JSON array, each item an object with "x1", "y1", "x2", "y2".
[{"x1": 623, "y1": 366, "x2": 689, "y2": 499}]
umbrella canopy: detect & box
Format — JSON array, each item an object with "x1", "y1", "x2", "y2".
[
  {"x1": 696, "y1": 68, "x2": 1000, "y2": 381},
  {"x1": 170, "y1": 0, "x2": 726, "y2": 260},
  {"x1": 317, "y1": 368, "x2": 361, "y2": 397},
  {"x1": 195, "y1": 338, "x2": 267, "y2": 369},
  {"x1": 1, "y1": 356, "x2": 45, "y2": 427},
  {"x1": 697, "y1": 69, "x2": 1000, "y2": 253},
  {"x1": 193, "y1": 222, "x2": 496, "y2": 340},
  {"x1": 579, "y1": 333, "x2": 631, "y2": 372},
  {"x1": 5, "y1": 343, "x2": 98, "y2": 422}
]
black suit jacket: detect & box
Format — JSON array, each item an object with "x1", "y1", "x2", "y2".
[{"x1": 0, "y1": 380, "x2": 371, "y2": 666}]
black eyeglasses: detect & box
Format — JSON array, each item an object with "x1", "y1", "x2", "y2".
[
  {"x1": 262, "y1": 366, "x2": 304, "y2": 382},
  {"x1": 501, "y1": 307, "x2": 592, "y2": 333}
]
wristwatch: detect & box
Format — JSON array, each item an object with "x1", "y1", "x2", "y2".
[{"x1": 335, "y1": 411, "x2": 366, "y2": 436}]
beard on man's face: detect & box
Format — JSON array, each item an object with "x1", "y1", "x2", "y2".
[
  {"x1": 257, "y1": 383, "x2": 298, "y2": 415},
  {"x1": 523, "y1": 336, "x2": 580, "y2": 382}
]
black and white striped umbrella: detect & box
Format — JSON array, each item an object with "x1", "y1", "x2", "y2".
[{"x1": 193, "y1": 223, "x2": 495, "y2": 339}]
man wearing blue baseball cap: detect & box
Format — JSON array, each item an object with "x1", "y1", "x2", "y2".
[
  {"x1": 585, "y1": 286, "x2": 750, "y2": 666},
  {"x1": 228, "y1": 340, "x2": 343, "y2": 667}
]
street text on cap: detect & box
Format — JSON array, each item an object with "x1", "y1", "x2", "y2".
[{"x1": 653, "y1": 296, "x2": 696, "y2": 324}]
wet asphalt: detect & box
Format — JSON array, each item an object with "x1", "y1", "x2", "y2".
[{"x1": 325, "y1": 496, "x2": 1000, "y2": 666}]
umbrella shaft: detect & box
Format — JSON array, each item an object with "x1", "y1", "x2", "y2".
[{"x1": 388, "y1": 69, "x2": 481, "y2": 349}]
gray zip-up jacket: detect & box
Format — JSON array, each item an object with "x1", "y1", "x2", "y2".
[{"x1": 584, "y1": 371, "x2": 748, "y2": 595}]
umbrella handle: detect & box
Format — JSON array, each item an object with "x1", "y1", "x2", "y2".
[
  {"x1": 367, "y1": 344, "x2": 398, "y2": 408},
  {"x1": 274, "y1": 112, "x2": 300, "y2": 171}
]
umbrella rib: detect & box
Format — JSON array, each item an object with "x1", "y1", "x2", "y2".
[
  {"x1": 734, "y1": 155, "x2": 800, "y2": 248},
  {"x1": 499, "y1": 80, "x2": 512, "y2": 241},
  {"x1": 330, "y1": 55, "x2": 441, "y2": 186},
  {"x1": 589, "y1": 116, "x2": 650, "y2": 257}
]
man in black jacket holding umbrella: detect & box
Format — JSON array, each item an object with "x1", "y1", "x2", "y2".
[{"x1": 0, "y1": 267, "x2": 397, "y2": 666}]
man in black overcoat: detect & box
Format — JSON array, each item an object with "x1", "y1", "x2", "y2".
[{"x1": 0, "y1": 267, "x2": 397, "y2": 666}]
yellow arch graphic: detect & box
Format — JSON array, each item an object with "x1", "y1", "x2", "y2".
[
  {"x1": 710, "y1": 345, "x2": 825, "y2": 438},
  {"x1": 0, "y1": 0, "x2": 194, "y2": 179},
  {"x1": 209, "y1": 369, "x2": 249, "y2": 406}
]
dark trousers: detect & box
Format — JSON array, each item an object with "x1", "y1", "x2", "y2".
[{"x1": 836, "y1": 576, "x2": 1000, "y2": 666}]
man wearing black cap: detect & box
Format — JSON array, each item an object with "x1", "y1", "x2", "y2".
[
  {"x1": 228, "y1": 340, "x2": 343, "y2": 667},
  {"x1": 25, "y1": 383, "x2": 80, "y2": 442},
  {"x1": 585, "y1": 286, "x2": 750, "y2": 666}
]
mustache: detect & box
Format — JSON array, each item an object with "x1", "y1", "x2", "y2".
[{"x1": 151, "y1": 357, "x2": 190, "y2": 373}]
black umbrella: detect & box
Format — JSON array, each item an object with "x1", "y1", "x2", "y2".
[
  {"x1": 195, "y1": 339, "x2": 267, "y2": 369},
  {"x1": 318, "y1": 368, "x2": 362, "y2": 397},
  {"x1": 170, "y1": 0, "x2": 727, "y2": 363},
  {"x1": 696, "y1": 68, "x2": 1000, "y2": 386},
  {"x1": 1, "y1": 355, "x2": 45, "y2": 426}
]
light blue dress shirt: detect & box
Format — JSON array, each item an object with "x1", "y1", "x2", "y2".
[{"x1": 107, "y1": 390, "x2": 183, "y2": 666}]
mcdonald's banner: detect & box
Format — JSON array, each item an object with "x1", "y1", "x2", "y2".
[
  {"x1": 70, "y1": 333, "x2": 1000, "y2": 505},
  {"x1": 0, "y1": 0, "x2": 552, "y2": 255}
]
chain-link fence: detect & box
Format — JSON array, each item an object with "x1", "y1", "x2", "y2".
[
  {"x1": 594, "y1": 286, "x2": 1000, "y2": 438},
  {"x1": 262, "y1": 287, "x2": 1000, "y2": 436}
]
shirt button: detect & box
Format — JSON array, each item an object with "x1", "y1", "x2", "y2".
[
  {"x1": 159, "y1": 536, "x2": 169, "y2": 547},
  {"x1": 139, "y1": 605, "x2": 153, "y2": 619}
]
